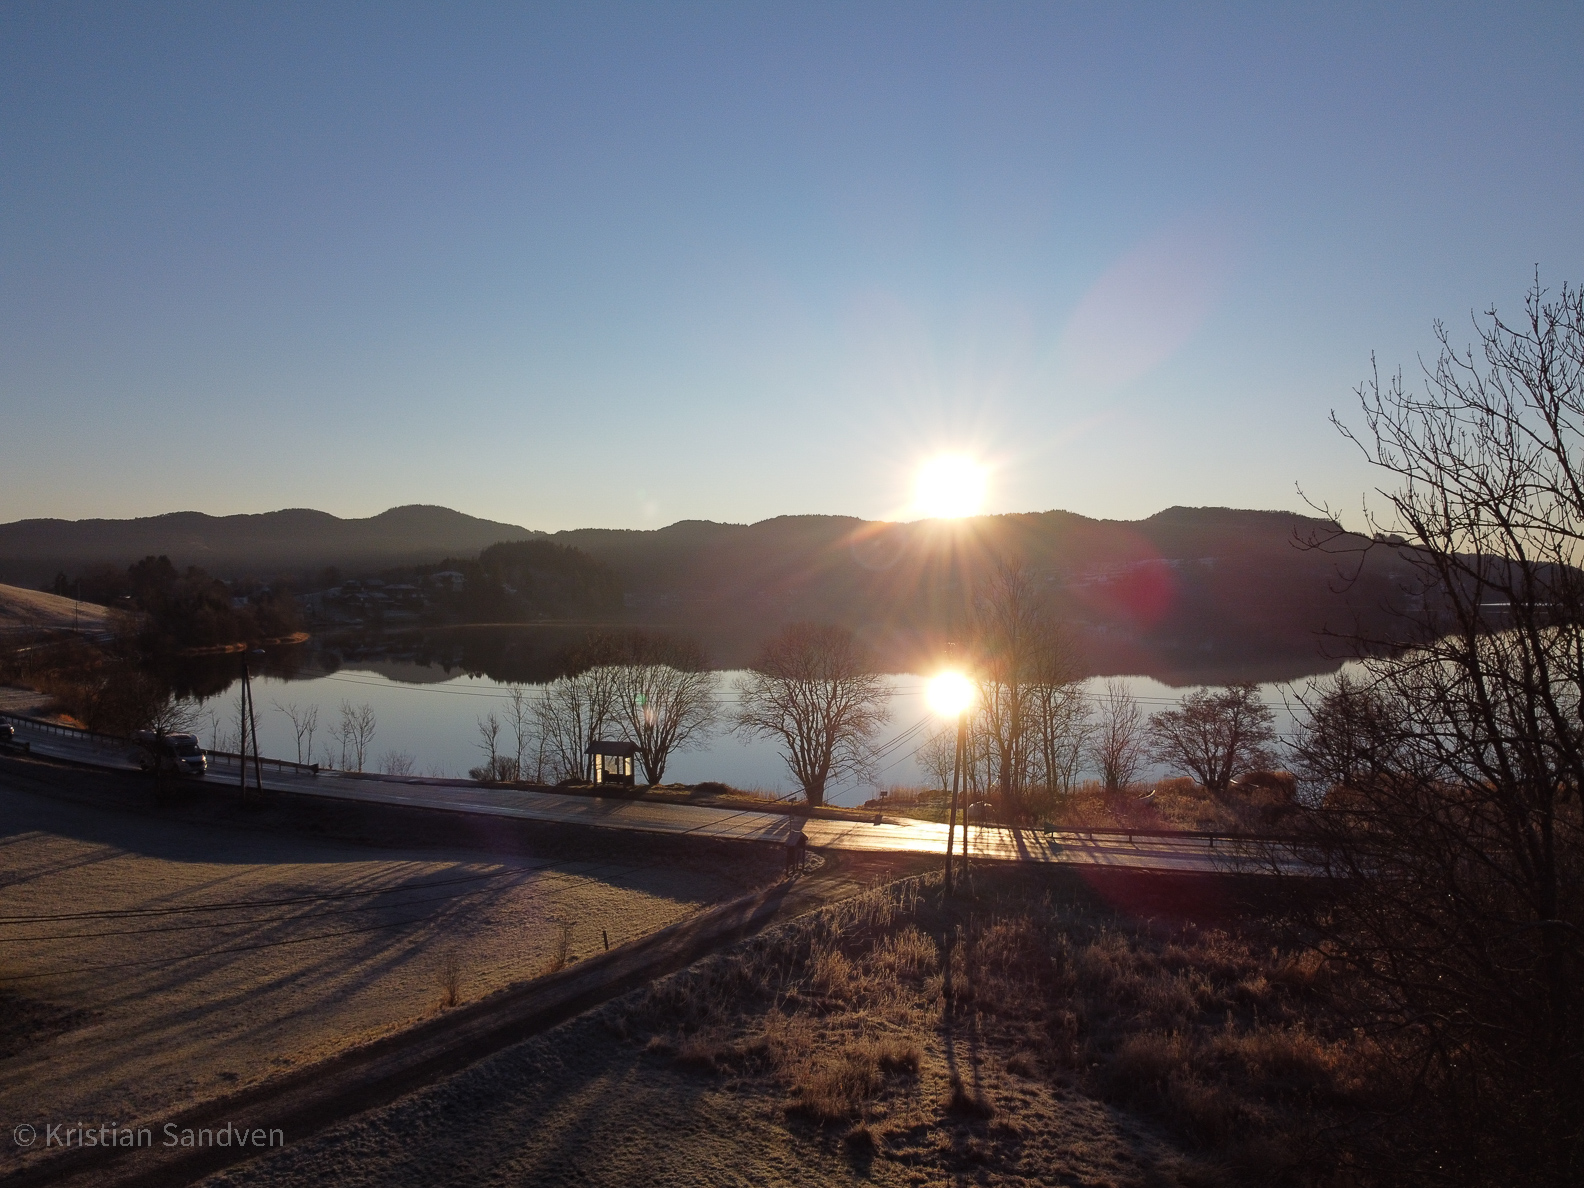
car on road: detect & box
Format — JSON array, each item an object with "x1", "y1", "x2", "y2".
[
  {"x1": 132, "y1": 730, "x2": 208, "y2": 777},
  {"x1": 0, "y1": 722, "x2": 26, "y2": 753}
]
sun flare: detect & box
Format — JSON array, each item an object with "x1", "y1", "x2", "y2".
[
  {"x1": 926, "y1": 670, "x2": 976, "y2": 718},
  {"x1": 914, "y1": 455, "x2": 988, "y2": 519}
]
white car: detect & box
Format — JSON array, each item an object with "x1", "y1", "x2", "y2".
[{"x1": 132, "y1": 731, "x2": 208, "y2": 777}]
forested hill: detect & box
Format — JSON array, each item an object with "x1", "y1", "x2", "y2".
[
  {"x1": 554, "y1": 507, "x2": 1403, "y2": 682},
  {"x1": 0, "y1": 505, "x2": 542, "y2": 585}
]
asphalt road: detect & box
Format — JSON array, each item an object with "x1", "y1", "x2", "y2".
[{"x1": 2, "y1": 716, "x2": 1272, "y2": 874}]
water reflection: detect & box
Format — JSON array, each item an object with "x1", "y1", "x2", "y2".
[
  {"x1": 172, "y1": 625, "x2": 1350, "y2": 807},
  {"x1": 164, "y1": 620, "x2": 1350, "y2": 696}
]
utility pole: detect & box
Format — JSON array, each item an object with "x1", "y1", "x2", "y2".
[
  {"x1": 238, "y1": 657, "x2": 249, "y2": 796},
  {"x1": 942, "y1": 638, "x2": 964, "y2": 895},
  {"x1": 248, "y1": 653, "x2": 264, "y2": 795},
  {"x1": 238, "y1": 655, "x2": 264, "y2": 798},
  {"x1": 957, "y1": 706, "x2": 970, "y2": 881},
  {"x1": 945, "y1": 706, "x2": 959, "y2": 894}
]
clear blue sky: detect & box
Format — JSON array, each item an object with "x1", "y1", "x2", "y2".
[{"x1": 3, "y1": 2, "x2": 1581, "y2": 531}]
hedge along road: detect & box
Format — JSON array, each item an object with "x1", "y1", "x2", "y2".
[{"x1": 1, "y1": 715, "x2": 1279, "y2": 875}]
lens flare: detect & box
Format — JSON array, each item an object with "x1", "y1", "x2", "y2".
[
  {"x1": 926, "y1": 670, "x2": 975, "y2": 718},
  {"x1": 914, "y1": 455, "x2": 987, "y2": 519}
]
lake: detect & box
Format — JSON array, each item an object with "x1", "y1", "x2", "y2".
[{"x1": 193, "y1": 662, "x2": 1333, "y2": 807}]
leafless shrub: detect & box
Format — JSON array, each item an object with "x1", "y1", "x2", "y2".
[
  {"x1": 379, "y1": 750, "x2": 416, "y2": 777},
  {"x1": 436, "y1": 949, "x2": 462, "y2": 1009},
  {"x1": 469, "y1": 754, "x2": 520, "y2": 783},
  {"x1": 541, "y1": 921, "x2": 574, "y2": 976}
]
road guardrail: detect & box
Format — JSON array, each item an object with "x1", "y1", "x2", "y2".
[{"x1": 0, "y1": 712, "x2": 319, "y2": 778}]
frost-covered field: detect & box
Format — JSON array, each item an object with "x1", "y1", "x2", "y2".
[{"x1": 0, "y1": 772, "x2": 767, "y2": 1175}]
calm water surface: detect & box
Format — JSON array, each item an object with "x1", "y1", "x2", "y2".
[{"x1": 200, "y1": 668, "x2": 1332, "y2": 808}]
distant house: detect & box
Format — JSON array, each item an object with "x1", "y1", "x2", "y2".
[
  {"x1": 429, "y1": 570, "x2": 465, "y2": 592},
  {"x1": 585, "y1": 740, "x2": 638, "y2": 786}
]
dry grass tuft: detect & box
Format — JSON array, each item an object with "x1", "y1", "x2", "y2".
[{"x1": 785, "y1": 1032, "x2": 922, "y2": 1121}]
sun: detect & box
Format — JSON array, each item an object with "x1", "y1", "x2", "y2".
[
  {"x1": 914, "y1": 455, "x2": 988, "y2": 519},
  {"x1": 926, "y1": 670, "x2": 976, "y2": 718}
]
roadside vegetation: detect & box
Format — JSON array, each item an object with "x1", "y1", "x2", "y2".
[
  {"x1": 871, "y1": 773, "x2": 1300, "y2": 836},
  {"x1": 615, "y1": 868, "x2": 1377, "y2": 1185}
]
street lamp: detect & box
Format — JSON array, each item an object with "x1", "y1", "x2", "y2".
[{"x1": 926, "y1": 670, "x2": 974, "y2": 893}]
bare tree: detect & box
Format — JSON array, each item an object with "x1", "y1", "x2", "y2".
[
  {"x1": 144, "y1": 693, "x2": 200, "y2": 737},
  {"x1": 970, "y1": 557, "x2": 1046, "y2": 818},
  {"x1": 533, "y1": 662, "x2": 620, "y2": 783},
  {"x1": 502, "y1": 684, "x2": 543, "y2": 783},
  {"x1": 1087, "y1": 680, "x2": 1146, "y2": 799},
  {"x1": 205, "y1": 704, "x2": 232, "y2": 753},
  {"x1": 733, "y1": 623, "x2": 891, "y2": 806},
  {"x1": 135, "y1": 692, "x2": 202, "y2": 795},
  {"x1": 1026, "y1": 630, "x2": 1091, "y2": 804},
  {"x1": 1290, "y1": 277, "x2": 1584, "y2": 1181},
  {"x1": 271, "y1": 699, "x2": 318, "y2": 765},
  {"x1": 1288, "y1": 670, "x2": 1401, "y2": 800},
  {"x1": 72, "y1": 665, "x2": 176, "y2": 736},
  {"x1": 914, "y1": 724, "x2": 957, "y2": 792},
  {"x1": 471, "y1": 711, "x2": 518, "y2": 782},
  {"x1": 337, "y1": 700, "x2": 376, "y2": 772},
  {"x1": 612, "y1": 633, "x2": 718, "y2": 784},
  {"x1": 1147, "y1": 683, "x2": 1277, "y2": 793}
]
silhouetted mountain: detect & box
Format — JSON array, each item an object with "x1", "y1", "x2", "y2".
[
  {"x1": 554, "y1": 507, "x2": 1407, "y2": 682},
  {"x1": 0, "y1": 505, "x2": 541, "y2": 585}
]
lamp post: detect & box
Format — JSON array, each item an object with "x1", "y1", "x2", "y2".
[{"x1": 926, "y1": 670, "x2": 975, "y2": 894}]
